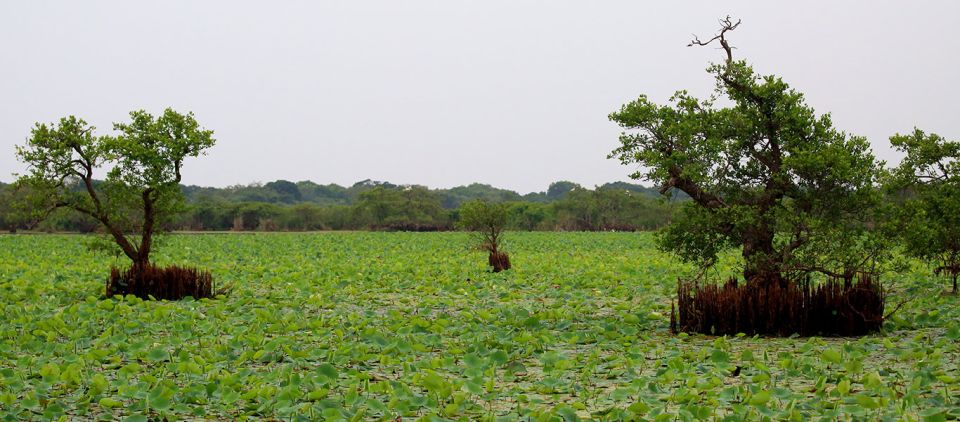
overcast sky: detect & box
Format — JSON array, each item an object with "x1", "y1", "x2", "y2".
[{"x1": 1, "y1": 1, "x2": 958, "y2": 194}]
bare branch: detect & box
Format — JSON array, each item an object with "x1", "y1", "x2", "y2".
[
  {"x1": 883, "y1": 296, "x2": 914, "y2": 320},
  {"x1": 688, "y1": 15, "x2": 742, "y2": 63}
]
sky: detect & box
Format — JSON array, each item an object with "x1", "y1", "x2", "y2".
[{"x1": 1, "y1": 1, "x2": 958, "y2": 194}]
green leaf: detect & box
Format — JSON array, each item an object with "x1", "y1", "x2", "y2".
[
  {"x1": 836, "y1": 379, "x2": 851, "y2": 396},
  {"x1": 39, "y1": 363, "x2": 60, "y2": 382},
  {"x1": 422, "y1": 372, "x2": 450, "y2": 398},
  {"x1": 489, "y1": 350, "x2": 509, "y2": 365},
  {"x1": 317, "y1": 363, "x2": 338, "y2": 381},
  {"x1": 146, "y1": 348, "x2": 168, "y2": 362},
  {"x1": 628, "y1": 401, "x2": 650, "y2": 415},
  {"x1": 749, "y1": 391, "x2": 770, "y2": 406},
  {"x1": 463, "y1": 353, "x2": 483, "y2": 368},
  {"x1": 946, "y1": 325, "x2": 960, "y2": 340},
  {"x1": 91, "y1": 373, "x2": 109, "y2": 393},
  {"x1": 98, "y1": 398, "x2": 123, "y2": 408},
  {"x1": 821, "y1": 349, "x2": 842, "y2": 364},
  {"x1": 306, "y1": 389, "x2": 328, "y2": 401},
  {"x1": 854, "y1": 394, "x2": 879, "y2": 409},
  {"x1": 922, "y1": 411, "x2": 947, "y2": 422},
  {"x1": 710, "y1": 350, "x2": 729, "y2": 364}
]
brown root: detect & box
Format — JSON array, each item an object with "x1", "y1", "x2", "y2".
[
  {"x1": 671, "y1": 273, "x2": 884, "y2": 337},
  {"x1": 106, "y1": 264, "x2": 217, "y2": 301},
  {"x1": 488, "y1": 252, "x2": 512, "y2": 272}
]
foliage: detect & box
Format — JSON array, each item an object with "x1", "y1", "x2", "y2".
[
  {"x1": 505, "y1": 201, "x2": 550, "y2": 231},
  {"x1": 546, "y1": 181, "x2": 581, "y2": 200},
  {"x1": 439, "y1": 183, "x2": 522, "y2": 208},
  {"x1": 609, "y1": 22, "x2": 885, "y2": 284},
  {"x1": 1, "y1": 179, "x2": 677, "y2": 233},
  {"x1": 355, "y1": 186, "x2": 451, "y2": 231},
  {"x1": 888, "y1": 129, "x2": 960, "y2": 293},
  {"x1": 459, "y1": 200, "x2": 508, "y2": 252},
  {"x1": 263, "y1": 180, "x2": 302, "y2": 203},
  {"x1": 459, "y1": 200, "x2": 511, "y2": 272},
  {"x1": 0, "y1": 184, "x2": 25, "y2": 232},
  {"x1": 13, "y1": 109, "x2": 215, "y2": 265},
  {"x1": 0, "y1": 232, "x2": 957, "y2": 420},
  {"x1": 553, "y1": 187, "x2": 673, "y2": 231}
]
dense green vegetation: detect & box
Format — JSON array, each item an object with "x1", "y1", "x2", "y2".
[
  {"x1": 889, "y1": 129, "x2": 960, "y2": 294},
  {"x1": 0, "y1": 180, "x2": 676, "y2": 233},
  {"x1": 0, "y1": 232, "x2": 957, "y2": 420}
]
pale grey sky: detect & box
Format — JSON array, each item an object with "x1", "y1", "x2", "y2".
[{"x1": 1, "y1": 1, "x2": 958, "y2": 193}]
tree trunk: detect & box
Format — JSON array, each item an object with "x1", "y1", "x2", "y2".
[
  {"x1": 76, "y1": 165, "x2": 145, "y2": 267},
  {"x1": 136, "y1": 190, "x2": 155, "y2": 268},
  {"x1": 105, "y1": 225, "x2": 140, "y2": 264},
  {"x1": 741, "y1": 225, "x2": 782, "y2": 287}
]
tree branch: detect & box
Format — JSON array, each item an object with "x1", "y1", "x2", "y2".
[
  {"x1": 688, "y1": 16, "x2": 741, "y2": 63},
  {"x1": 661, "y1": 166, "x2": 726, "y2": 209}
]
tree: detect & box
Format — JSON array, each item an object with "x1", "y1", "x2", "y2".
[
  {"x1": 15, "y1": 109, "x2": 215, "y2": 267},
  {"x1": 552, "y1": 187, "x2": 600, "y2": 231},
  {"x1": 889, "y1": 129, "x2": 960, "y2": 294},
  {"x1": 231, "y1": 202, "x2": 282, "y2": 231},
  {"x1": 459, "y1": 200, "x2": 511, "y2": 272},
  {"x1": 506, "y1": 201, "x2": 550, "y2": 230},
  {"x1": 354, "y1": 186, "x2": 450, "y2": 230},
  {"x1": 608, "y1": 18, "x2": 884, "y2": 286},
  {"x1": 265, "y1": 179, "x2": 302, "y2": 203},
  {"x1": 285, "y1": 203, "x2": 326, "y2": 231},
  {"x1": 546, "y1": 181, "x2": 581, "y2": 201},
  {"x1": 440, "y1": 183, "x2": 522, "y2": 209},
  {"x1": 0, "y1": 183, "x2": 18, "y2": 232}
]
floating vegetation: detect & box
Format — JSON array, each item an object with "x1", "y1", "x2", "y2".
[{"x1": 0, "y1": 232, "x2": 957, "y2": 420}]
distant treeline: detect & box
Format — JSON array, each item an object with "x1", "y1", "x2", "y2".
[{"x1": 0, "y1": 180, "x2": 678, "y2": 232}]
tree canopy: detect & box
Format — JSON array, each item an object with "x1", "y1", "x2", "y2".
[
  {"x1": 609, "y1": 18, "x2": 883, "y2": 284},
  {"x1": 15, "y1": 108, "x2": 215, "y2": 266},
  {"x1": 459, "y1": 199, "x2": 511, "y2": 271},
  {"x1": 889, "y1": 129, "x2": 960, "y2": 293}
]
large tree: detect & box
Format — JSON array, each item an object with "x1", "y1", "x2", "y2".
[
  {"x1": 889, "y1": 129, "x2": 960, "y2": 293},
  {"x1": 609, "y1": 18, "x2": 883, "y2": 285},
  {"x1": 15, "y1": 108, "x2": 215, "y2": 267}
]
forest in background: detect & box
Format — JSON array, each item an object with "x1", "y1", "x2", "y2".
[{"x1": 0, "y1": 179, "x2": 677, "y2": 233}]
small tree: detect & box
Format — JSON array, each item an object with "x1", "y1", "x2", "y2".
[
  {"x1": 889, "y1": 129, "x2": 960, "y2": 294},
  {"x1": 15, "y1": 109, "x2": 216, "y2": 298},
  {"x1": 459, "y1": 200, "x2": 511, "y2": 272}
]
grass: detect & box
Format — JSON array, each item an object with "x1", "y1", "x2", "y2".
[{"x1": 0, "y1": 232, "x2": 957, "y2": 420}]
